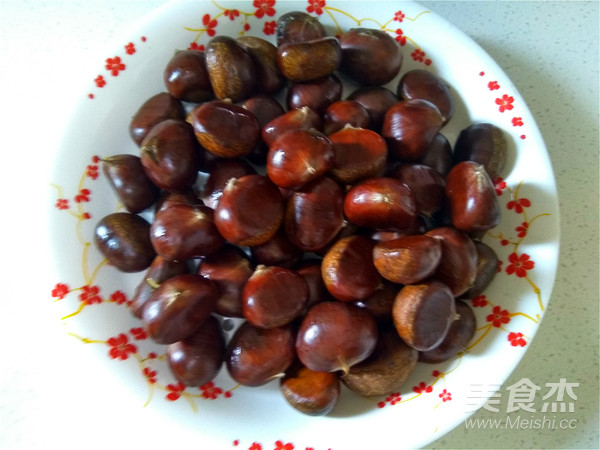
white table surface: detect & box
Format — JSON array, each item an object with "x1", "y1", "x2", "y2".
[{"x1": 0, "y1": 1, "x2": 598, "y2": 449}]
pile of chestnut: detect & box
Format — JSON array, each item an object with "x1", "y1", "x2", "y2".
[{"x1": 94, "y1": 11, "x2": 506, "y2": 416}]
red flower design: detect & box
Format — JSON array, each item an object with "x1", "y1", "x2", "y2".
[
  {"x1": 411, "y1": 49, "x2": 425, "y2": 62},
  {"x1": 147, "y1": 352, "x2": 158, "y2": 359},
  {"x1": 394, "y1": 29, "x2": 406, "y2": 45},
  {"x1": 52, "y1": 282, "x2": 70, "y2": 299},
  {"x1": 224, "y1": 9, "x2": 240, "y2": 20},
  {"x1": 508, "y1": 331, "x2": 527, "y2": 347},
  {"x1": 394, "y1": 11, "x2": 405, "y2": 22},
  {"x1": 55, "y1": 198, "x2": 69, "y2": 210},
  {"x1": 488, "y1": 81, "x2": 500, "y2": 90},
  {"x1": 249, "y1": 443, "x2": 262, "y2": 450},
  {"x1": 74, "y1": 188, "x2": 91, "y2": 203},
  {"x1": 200, "y1": 381, "x2": 223, "y2": 399},
  {"x1": 439, "y1": 388, "x2": 452, "y2": 402},
  {"x1": 254, "y1": 0, "x2": 276, "y2": 18},
  {"x1": 244, "y1": 22, "x2": 251, "y2": 32},
  {"x1": 512, "y1": 117, "x2": 524, "y2": 126},
  {"x1": 143, "y1": 367, "x2": 157, "y2": 384},
  {"x1": 500, "y1": 238, "x2": 509, "y2": 246},
  {"x1": 130, "y1": 327, "x2": 147, "y2": 340},
  {"x1": 506, "y1": 252, "x2": 534, "y2": 278},
  {"x1": 486, "y1": 305, "x2": 510, "y2": 327},
  {"x1": 432, "y1": 370, "x2": 441, "y2": 377},
  {"x1": 125, "y1": 42, "x2": 136, "y2": 55},
  {"x1": 109, "y1": 290, "x2": 127, "y2": 305},
  {"x1": 413, "y1": 382, "x2": 433, "y2": 394},
  {"x1": 188, "y1": 42, "x2": 205, "y2": 51},
  {"x1": 495, "y1": 94, "x2": 514, "y2": 112},
  {"x1": 202, "y1": 14, "x2": 218, "y2": 37},
  {"x1": 79, "y1": 285, "x2": 101, "y2": 305},
  {"x1": 275, "y1": 441, "x2": 294, "y2": 450},
  {"x1": 105, "y1": 56, "x2": 125, "y2": 76},
  {"x1": 263, "y1": 20, "x2": 276, "y2": 35},
  {"x1": 471, "y1": 294, "x2": 488, "y2": 308},
  {"x1": 166, "y1": 382, "x2": 186, "y2": 401},
  {"x1": 306, "y1": 0, "x2": 325, "y2": 15},
  {"x1": 516, "y1": 221, "x2": 529, "y2": 238},
  {"x1": 107, "y1": 333, "x2": 137, "y2": 360},
  {"x1": 494, "y1": 176, "x2": 507, "y2": 195},
  {"x1": 386, "y1": 392, "x2": 401, "y2": 405},
  {"x1": 94, "y1": 75, "x2": 106, "y2": 88},
  {"x1": 507, "y1": 197, "x2": 531, "y2": 213},
  {"x1": 81, "y1": 212, "x2": 91, "y2": 220},
  {"x1": 86, "y1": 164, "x2": 99, "y2": 179}
]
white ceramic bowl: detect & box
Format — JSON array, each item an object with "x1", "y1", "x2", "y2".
[{"x1": 48, "y1": 1, "x2": 560, "y2": 448}]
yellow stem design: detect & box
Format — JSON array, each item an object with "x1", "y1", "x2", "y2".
[
  {"x1": 68, "y1": 332, "x2": 106, "y2": 345},
  {"x1": 508, "y1": 311, "x2": 539, "y2": 323},
  {"x1": 526, "y1": 275, "x2": 544, "y2": 311},
  {"x1": 465, "y1": 324, "x2": 493, "y2": 351},
  {"x1": 62, "y1": 302, "x2": 87, "y2": 320}
]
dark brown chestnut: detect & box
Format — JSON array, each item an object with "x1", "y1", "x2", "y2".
[
  {"x1": 129, "y1": 92, "x2": 185, "y2": 146},
  {"x1": 278, "y1": 37, "x2": 342, "y2": 82},
  {"x1": 398, "y1": 69, "x2": 454, "y2": 123},
  {"x1": 163, "y1": 50, "x2": 213, "y2": 103},
  {"x1": 262, "y1": 106, "x2": 323, "y2": 147},
  {"x1": 276, "y1": 11, "x2": 327, "y2": 46},
  {"x1": 287, "y1": 74, "x2": 343, "y2": 115},
  {"x1": 452, "y1": 123, "x2": 507, "y2": 180}
]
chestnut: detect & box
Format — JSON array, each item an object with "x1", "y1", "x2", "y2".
[
  {"x1": 323, "y1": 100, "x2": 370, "y2": 135},
  {"x1": 163, "y1": 50, "x2": 213, "y2": 103},
  {"x1": 266, "y1": 128, "x2": 335, "y2": 189},
  {"x1": 188, "y1": 100, "x2": 260, "y2": 158},
  {"x1": 262, "y1": 106, "x2": 323, "y2": 147},
  {"x1": 321, "y1": 235, "x2": 382, "y2": 302},
  {"x1": 237, "y1": 36, "x2": 285, "y2": 94},
  {"x1": 343, "y1": 177, "x2": 418, "y2": 231},
  {"x1": 452, "y1": 122, "x2": 507, "y2": 180},
  {"x1": 129, "y1": 92, "x2": 185, "y2": 146},
  {"x1": 287, "y1": 74, "x2": 343, "y2": 114},
  {"x1": 276, "y1": 11, "x2": 327, "y2": 46},
  {"x1": 215, "y1": 174, "x2": 284, "y2": 246},
  {"x1": 382, "y1": 99, "x2": 444, "y2": 161},
  {"x1": 398, "y1": 69, "x2": 454, "y2": 123},
  {"x1": 277, "y1": 37, "x2": 342, "y2": 82}
]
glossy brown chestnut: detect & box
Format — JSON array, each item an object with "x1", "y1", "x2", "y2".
[
  {"x1": 267, "y1": 128, "x2": 335, "y2": 189},
  {"x1": 347, "y1": 86, "x2": 398, "y2": 132},
  {"x1": 392, "y1": 280, "x2": 456, "y2": 352},
  {"x1": 321, "y1": 235, "x2": 382, "y2": 302},
  {"x1": 452, "y1": 122, "x2": 507, "y2": 180},
  {"x1": 142, "y1": 274, "x2": 218, "y2": 345},
  {"x1": 425, "y1": 227, "x2": 478, "y2": 297},
  {"x1": 323, "y1": 101, "x2": 370, "y2": 135},
  {"x1": 95, "y1": 212, "x2": 155, "y2": 273},
  {"x1": 188, "y1": 100, "x2": 260, "y2": 158},
  {"x1": 389, "y1": 163, "x2": 445, "y2": 217},
  {"x1": 277, "y1": 37, "x2": 342, "y2": 82},
  {"x1": 226, "y1": 321, "x2": 296, "y2": 386},
  {"x1": 398, "y1": 69, "x2": 454, "y2": 123},
  {"x1": 341, "y1": 325, "x2": 418, "y2": 397},
  {"x1": 328, "y1": 126, "x2": 387, "y2": 185},
  {"x1": 284, "y1": 177, "x2": 345, "y2": 252},
  {"x1": 280, "y1": 362, "x2": 340, "y2": 416},
  {"x1": 445, "y1": 161, "x2": 501, "y2": 233},
  {"x1": 129, "y1": 92, "x2": 185, "y2": 146},
  {"x1": 215, "y1": 174, "x2": 284, "y2": 246},
  {"x1": 242, "y1": 265, "x2": 309, "y2": 329},
  {"x1": 200, "y1": 158, "x2": 257, "y2": 209},
  {"x1": 101, "y1": 154, "x2": 160, "y2": 213},
  {"x1": 197, "y1": 245, "x2": 255, "y2": 318},
  {"x1": 461, "y1": 241, "x2": 499, "y2": 299},
  {"x1": 129, "y1": 256, "x2": 189, "y2": 319},
  {"x1": 262, "y1": 106, "x2": 323, "y2": 147},
  {"x1": 339, "y1": 28, "x2": 402, "y2": 85},
  {"x1": 419, "y1": 300, "x2": 476, "y2": 363},
  {"x1": 163, "y1": 50, "x2": 213, "y2": 103},
  {"x1": 237, "y1": 36, "x2": 285, "y2": 94},
  {"x1": 205, "y1": 35, "x2": 256, "y2": 102},
  {"x1": 167, "y1": 315, "x2": 225, "y2": 386},
  {"x1": 382, "y1": 99, "x2": 444, "y2": 161},
  {"x1": 287, "y1": 74, "x2": 343, "y2": 114},
  {"x1": 140, "y1": 119, "x2": 201, "y2": 192},
  {"x1": 373, "y1": 235, "x2": 442, "y2": 285},
  {"x1": 419, "y1": 132, "x2": 453, "y2": 176},
  {"x1": 344, "y1": 177, "x2": 418, "y2": 231},
  {"x1": 155, "y1": 190, "x2": 204, "y2": 214},
  {"x1": 276, "y1": 11, "x2": 327, "y2": 46},
  {"x1": 296, "y1": 259, "x2": 331, "y2": 311},
  {"x1": 151, "y1": 203, "x2": 224, "y2": 260},
  {"x1": 249, "y1": 229, "x2": 303, "y2": 269},
  {"x1": 296, "y1": 301, "x2": 378, "y2": 373},
  {"x1": 354, "y1": 281, "x2": 400, "y2": 324}
]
